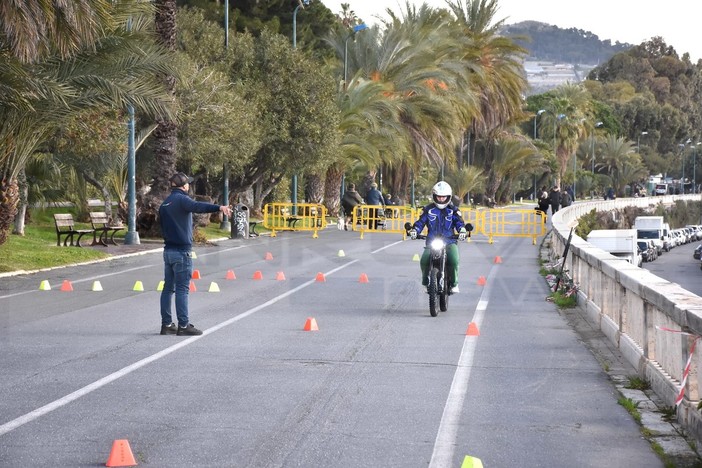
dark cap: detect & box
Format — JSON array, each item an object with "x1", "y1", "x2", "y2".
[{"x1": 170, "y1": 172, "x2": 193, "y2": 187}]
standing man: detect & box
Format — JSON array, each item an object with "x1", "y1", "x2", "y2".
[
  {"x1": 364, "y1": 182, "x2": 385, "y2": 228},
  {"x1": 159, "y1": 172, "x2": 233, "y2": 336},
  {"x1": 549, "y1": 186, "x2": 561, "y2": 215}
]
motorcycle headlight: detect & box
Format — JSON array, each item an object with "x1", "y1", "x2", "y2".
[{"x1": 430, "y1": 239, "x2": 445, "y2": 250}]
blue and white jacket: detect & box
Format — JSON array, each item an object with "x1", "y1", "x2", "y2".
[{"x1": 412, "y1": 203, "x2": 466, "y2": 246}]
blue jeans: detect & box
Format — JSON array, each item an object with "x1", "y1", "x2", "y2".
[{"x1": 160, "y1": 249, "x2": 193, "y2": 327}]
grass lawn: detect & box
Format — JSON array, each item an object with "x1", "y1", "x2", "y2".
[{"x1": 0, "y1": 207, "x2": 242, "y2": 274}]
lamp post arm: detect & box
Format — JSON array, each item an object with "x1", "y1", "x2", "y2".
[{"x1": 293, "y1": 5, "x2": 301, "y2": 49}]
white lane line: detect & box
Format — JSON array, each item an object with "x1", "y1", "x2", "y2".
[
  {"x1": 429, "y1": 264, "x2": 499, "y2": 468},
  {"x1": 0, "y1": 260, "x2": 358, "y2": 437}
]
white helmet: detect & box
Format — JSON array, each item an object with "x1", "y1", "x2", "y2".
[{"x1": 432, "y1": 181, "x2": 453, "y2": 209}]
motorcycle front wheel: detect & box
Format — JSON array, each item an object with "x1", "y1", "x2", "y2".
[
  {"x1": 428, "y1": 268, "x2": 439, "y2": 317},
  {"x1": 439, "y1": 287, "x2": 448, "y2": 312}
]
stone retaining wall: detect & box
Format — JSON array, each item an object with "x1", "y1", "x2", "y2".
[{"x1": 549, "y1": 195, "x2": 702, "y2": 444}]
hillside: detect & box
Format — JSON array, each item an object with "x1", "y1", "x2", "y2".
[
  {"x1": 501, "y1": 21, "x2": 635, "y2": 94},
  {"x1": 502, "y1": 21, "x2": 634, "y2": 65}
]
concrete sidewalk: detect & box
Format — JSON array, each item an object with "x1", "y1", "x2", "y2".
[{"x1": 539, "y1": 232, "x2": 701, "y2": 466}]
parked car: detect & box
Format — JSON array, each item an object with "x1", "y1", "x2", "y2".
[
  {"x1": 695, "y1": 244, "x2": 702, "y2": 260},
  {"x1": 638, "y1": 241, "x2": 655, "y2": 262}
]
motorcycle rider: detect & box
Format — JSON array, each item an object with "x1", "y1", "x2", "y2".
[{"x1": 408, "y1": 181, "x2": 469, "y2": 294}]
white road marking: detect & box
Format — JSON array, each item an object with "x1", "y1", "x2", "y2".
[
  {"x1": 0, "y1": 260, "x2": 358, "y2": 437},
  {"x1": 429, "y1": 264, "x2": 499, "y2": 468}
]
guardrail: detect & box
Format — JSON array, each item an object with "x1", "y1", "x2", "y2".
[
  {"x1": 549, "y1": 194, "x2": 702, "y2": 445},
  {"x1": 262, "y1": 203, "x2": 326, "y2": 238}
]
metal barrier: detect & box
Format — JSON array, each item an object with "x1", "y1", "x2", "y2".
[
  {"x1": 262, "y1": 203, "x2": 326, "y2": 238},
  {"x1": 352, "y1": 205, "x2": 416, "y2": 239},
  {"x1": 478, "y1": 208, "x2": 546, "y2": 244}
]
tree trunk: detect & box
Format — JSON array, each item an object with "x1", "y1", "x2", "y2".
[
  {"x1": 305, "y1": 172, "x2": 324, "y2": 204},
  {"x1": 323, "y1": 163, "x2": 344, "y2": 216},
  {"x1": 138, "y1": 0, "x2": 178, "y2": 237},
  {"x1": 0, "y1": 178, "x2": 19, "y2": 246},
  {"x1": 83, "y1": 171, "x2": 113, "y2": 219},
  {"x1": 12, "y1": 168, "x2": 27, "y2": 236},
  {"x1": 361, "y1": 170, "x2": 377, "y2": 199}
]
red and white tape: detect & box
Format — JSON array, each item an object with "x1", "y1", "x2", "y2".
[{"x1": 656, "y1": 326, "x2": 700, "y2": 406}]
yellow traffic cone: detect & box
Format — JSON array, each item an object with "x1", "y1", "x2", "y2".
[
  {"x1": 133, "y1": 280, "x2": 144, "y2": 292},
  {"x1": 92, "y1": 281, "x2": 103, "y2": 291},
  {"x1": 39, "y1": 280, "x2": 51, "y2": 291}
]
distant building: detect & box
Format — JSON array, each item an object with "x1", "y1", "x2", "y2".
[{"x1": 524, "y1": 60, "x2": 597, "y2": 94}]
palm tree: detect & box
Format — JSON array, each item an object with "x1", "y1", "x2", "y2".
[
  {"x1": 597, "y1": 135, "x2": 642, "y2": 196},
  {"x1": 139, "y1": 0, "x2": 179, "y2": 236},
  {"x1": 444, "y1": 165, "x2": 485, "y2": 203},
  {"x1": 0, "y1": 1, "x2": 176, "y2": 245},
  {"x1": 445, "y1": 0, "x2": 528, "y2": 171}
]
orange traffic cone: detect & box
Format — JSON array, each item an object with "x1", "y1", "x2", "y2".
[
  {"x1": 252, "y1": 270, "x2": 263, "y2": 280},
  {"x1": 494, "y1": 256, "x2": 502, "y2": 264},
  {"x1": 315, "y1": 272, "x2": 326, "y2": 282},
  {"x1": 275, "y1": 271, "x2": 286, "y2": 281},
  {"x1": 358, "y1": 273, "x2": 369, "y2": 283},
  {"x1": 189, "y1": 281, "x2": 197, "y2": 292},
  {"x1": 477, "y1": 276, "x2": 486, "y2": 286},
  {"x1": 105, "y1": 439, "x2": 137, "y2": 467},
  {"x1": 303, "y1": 317, "x2": 319, "y2": 331},
  {"x1": 225, "y1": 270, "x2": 236, "y2": 280},
  {"x1": 60, "y1": 280, "x2": 73, "y2": 292},
  {"x1": 264, "y1": 252, "x2": 273, "y2": 260},
  {"x1": 466, "y1": 322, "x2": 480, "y2": 336},
  {"x1": 192, "y1": 269, "x2": 201, "y2": 280}
]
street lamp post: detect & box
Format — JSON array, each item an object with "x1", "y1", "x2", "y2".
[
  {"x1": 124, "y1": 17, "x2": 139, "y2": 245},
  {"x1": 533, "y1": 110, "x2": 545, "y2": 199},
  {"x1": 220, "y1": 0, "x2": 231, "y2": 230},
  {"x1": 683, "y1": 138, "x2": 692, "y2": 193},
  {"x1": 590, "y1": 122, "x2": 603, "y2": 198},
  {"x1": 291, "y1": 0, "x2": 310, "y2": 216},
  {"x1": 292, "y1": 0, "x2": 310, "y2": 49},
  {"x1": 694, "y1": 143, "x2": 701, "y2": 194},
  {"x1": 343, "y1": 23, "x2": 368, "y2": 91}
]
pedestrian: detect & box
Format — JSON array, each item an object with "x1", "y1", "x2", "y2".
[
  {"x1": 159, "y1": 172, "x2": 233, "y2": 336},
  {"x1": 560, "y1": 187, "x2": 572, "y2": 207},
  {"x1": 537, "y1": 186, "x2": 550, "y2": 213},
  {"x1": 364, "y1": 182, "x2": 385, "y2": 228},
  {"x1": 340, "y1": 183, "x2": 364, "y2": 230},
  {"x1": 549, "y1": 186, "x2": 561, "y2": 214}
]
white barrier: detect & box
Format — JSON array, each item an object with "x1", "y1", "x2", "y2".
[{"x1": 549, "y1": 194, "x2": 702, "y2": 444}]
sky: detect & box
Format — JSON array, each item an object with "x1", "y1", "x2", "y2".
[{"x1": 319, "y1": 0, "x2": 702, "y2": 62}]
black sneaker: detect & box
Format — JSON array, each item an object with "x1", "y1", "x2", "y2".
[
  {"x1": 160, "y1": 323, "x2": 177, "y2": 335},
  {"x1": 177, "y1": 324, "x2": 203, "y2": 336}
]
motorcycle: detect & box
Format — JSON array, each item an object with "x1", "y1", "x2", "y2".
[{"x1": 405, "y1": 222, "x2": 472, "y2": 317}]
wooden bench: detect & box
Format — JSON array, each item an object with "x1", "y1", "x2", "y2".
[
  {"x1": 54, "y1": 214, "x2": 94, "y2": 247},
  {"x1": 89, "y1": 211, "x2": 125, "y2": 246}
]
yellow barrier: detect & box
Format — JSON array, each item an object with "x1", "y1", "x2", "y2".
[
  {"x1": 352, "y1": 205, "x2": 417, "y2": 239},
  {"x1": 478, "y1": 208, "x2": 546, "y2": 244},
  {"x1": 262, "y1": 202, "x2": 326, "y2": 238},
  {"x1": 348, "y1": 204, "x2": 545, "y2": 244}
]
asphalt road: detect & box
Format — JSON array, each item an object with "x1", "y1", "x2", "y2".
[
  {"x1": 642, "y1": 240, "x2": 702, "y2": 296},
  {"x1": 0, "y1": 229, "x2": 662, "y2": 467}
]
